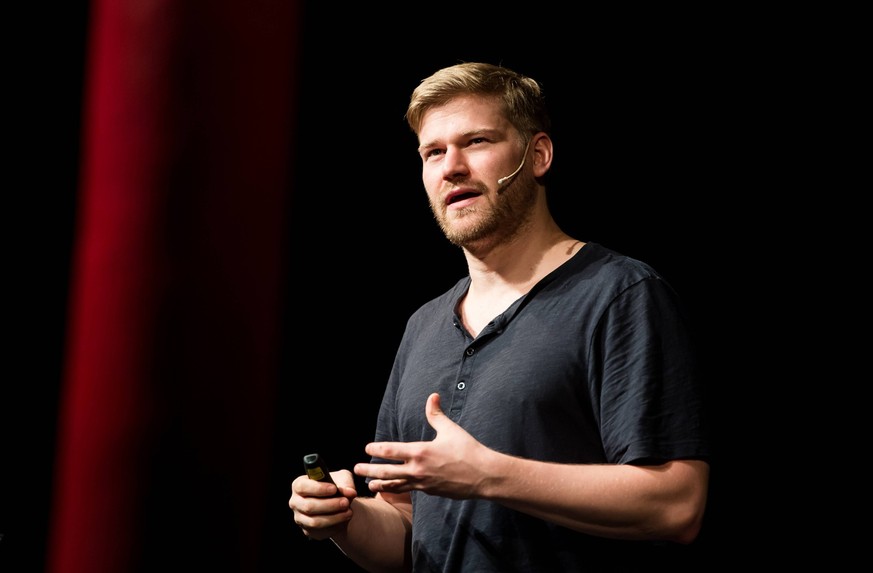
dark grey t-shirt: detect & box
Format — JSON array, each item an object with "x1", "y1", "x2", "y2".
[{"x1": 371, "y1": 242, "x2": 710, "y2": 572}]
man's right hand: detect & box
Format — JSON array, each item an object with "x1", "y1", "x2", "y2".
[{"x1": 289, "y1": 469, "x2": 357, "y2": 540}]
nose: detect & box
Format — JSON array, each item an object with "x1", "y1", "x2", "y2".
[{"x1": 441, "y1": 147, "x2": 469, "y2": 181}]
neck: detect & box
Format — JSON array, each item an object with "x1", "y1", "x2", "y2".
[
  {"x1": 464, "y1": 227, "x2": 581, "y2": 294},
  {"x1": 458, "y1": 231, "x2": 583, "y2": 338}
]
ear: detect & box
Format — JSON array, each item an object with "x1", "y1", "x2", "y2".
[{"x1": 530, "y1": 132, "x2": 553, "y2": 178}]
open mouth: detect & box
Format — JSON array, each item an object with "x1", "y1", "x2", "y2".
[{"x1": 447, "y1": 191, "x2": 480, "y2": 205}]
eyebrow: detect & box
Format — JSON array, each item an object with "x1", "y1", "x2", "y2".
[{"x1": 417, "y1": 129, "x2": 501, "y2": 154}]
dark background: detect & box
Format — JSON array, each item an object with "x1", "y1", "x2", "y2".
[{"x1": 5, "y1": 2, "x2": 798, "y2": 571}]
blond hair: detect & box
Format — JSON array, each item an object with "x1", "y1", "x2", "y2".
[{"x1": 405, "y1": 62, "x2": 551, "y2": 139}]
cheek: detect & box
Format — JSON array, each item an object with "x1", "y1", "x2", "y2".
[
  {"x1": 422, "y1": 168, "x2": 441, "y2": 195},
  {"x1": 422, "y1": 180, "x2": 444, "y2": 212},
  {"x1": 424, "y1": 186, "x2": 441, "y2": 210},
  {"x1": 422, "y1": 163, "x2": 438, "y2": 183}
]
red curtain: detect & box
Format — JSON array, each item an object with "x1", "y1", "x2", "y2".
[{"x1": 47, "y1": 1, "x2": 301, "y2": 571}]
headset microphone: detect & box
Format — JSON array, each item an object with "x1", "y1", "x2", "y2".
[
  {"x1": 496, "y1": 140, "x2": 531, "y2": 187},
  {"x1": 497, "y1": 155, "x2": 526, "y2": 186}
]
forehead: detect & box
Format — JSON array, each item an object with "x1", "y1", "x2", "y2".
[{"x1": 418, "y1": 94, "x2": 511, "y2": 142}]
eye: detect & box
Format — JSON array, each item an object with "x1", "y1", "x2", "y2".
[{"x1": 422, "y1": 148, "x2": 444, "y2": 161}]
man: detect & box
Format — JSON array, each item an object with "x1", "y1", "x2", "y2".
[{"x1": 289, "y1": 61, "x2": 710, "y2": 572}]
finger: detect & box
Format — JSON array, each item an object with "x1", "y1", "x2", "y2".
[
  {"x1": 289, "y1": 490, "x2": 351, "y2": 520},
  {"x1": 332, "y1": 469, "x2": 358, "y2": 491},
  {"x1": 292, "y1": 473, "x2": 330, "y2": 496},
  {"x1": 293, "y1": 504, "x2": 354, "y2": 538},
  {"x1": 426, "y1": 392, "x2": 442, "y2": 416},
  {"x1": 293, "y1": 472, "x2": 355, "y2": 501},
  {"x1": 336, "y1": 484, "x2": 358, "y2": 500},
  {"x1": 355, "y1": 461, "x2": 407, "y2": 480},
  {"x1": 363, "y1": 440, "x2": 413, "y2": 460},
  {"x1": 367, "y1": 478, "x2": 410, "y2": 493},
  {"x1": 425, "y1": 392, "x2": 449, "y2": 431}
]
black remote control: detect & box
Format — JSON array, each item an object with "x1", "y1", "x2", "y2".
[{"x1": 303, "y1": 452, "x2": 341, "y2": 496}]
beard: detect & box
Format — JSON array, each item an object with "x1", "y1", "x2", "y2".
[{"x1": 429, "y1": 172, "x2": 538, "y2": 250}]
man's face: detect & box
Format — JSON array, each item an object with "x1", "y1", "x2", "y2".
[{"x1": 417, "y1": 95, "x2": 535, "y2": 248}]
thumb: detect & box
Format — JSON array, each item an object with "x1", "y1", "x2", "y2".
[{"x1": 425, "y1": 392, "x2": 448, "y2": 431}]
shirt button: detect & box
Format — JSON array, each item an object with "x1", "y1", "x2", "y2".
[
  {"x1": 465, "y1": 348, "x2": 475, "y2": 356},
  {"x1": 457, "y1": 382, "x2": 466, "y2": 390}
]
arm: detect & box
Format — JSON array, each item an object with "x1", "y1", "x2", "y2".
[
  {"x1": 479, "y1": 454, "x2": 707, "y2": 544},
  {"x1": 331, "y1": 492, "x2": 413, "y2": 573},
  {"x1": 356, "y1": 393, "x2": 708, "y2": 545},
  {"x1": 289, "y1": 470, "x2": 413, "y2": 573}
]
